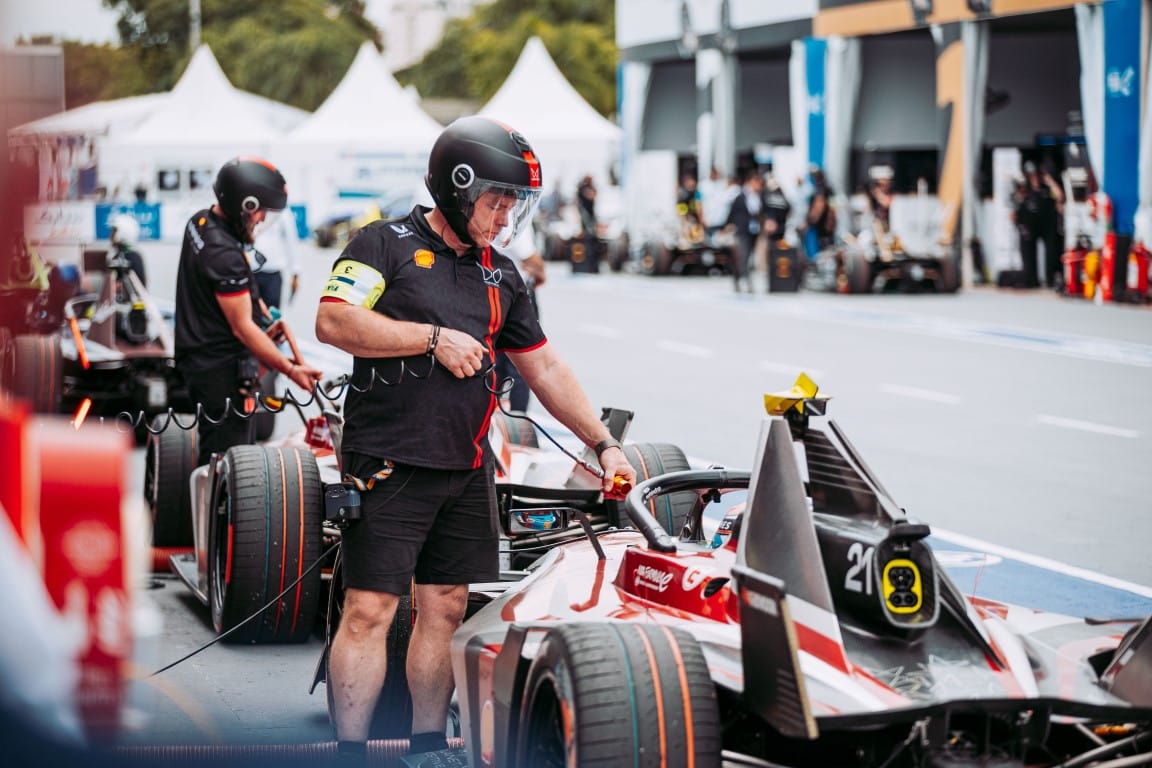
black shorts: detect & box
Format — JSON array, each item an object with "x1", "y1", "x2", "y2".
[{"x1": 339, "y1": 451, "x2": 499, "y2": 594}]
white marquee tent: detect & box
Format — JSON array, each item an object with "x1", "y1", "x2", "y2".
[
  {"x1": 478, "y1": 36, "x2": 621, "y2": 194},
  {"x1": 278, "y1": 41, "x2": 443, "y2": 219},
  {"x1": 98, "y1": 45, "x2": 307, "y2": 213}
]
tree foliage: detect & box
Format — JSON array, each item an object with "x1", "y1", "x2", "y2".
[
  {"x1": 53, "y1": 0, "x2": 616, "y2": 117},
  {"x1": 397, "y1": 0, "x2": 617, "y2": 117},
  {"x1": 87, "y1": 0, "x2": 379, "y2": 110}
]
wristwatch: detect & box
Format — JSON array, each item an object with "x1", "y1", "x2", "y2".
[{"x1": 593, "y1": 438, "x2": 623, "y2": 456}]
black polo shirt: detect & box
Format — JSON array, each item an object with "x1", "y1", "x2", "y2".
[
  {"x1": 322, "y1": 207, "x2": 546, "y2": 470},
  {"x1": 172, "y1": 207, "x2": 263, "y2": 368},
  {"x1": 174, "y1": 208, "x2": 262, "y2": 372}
]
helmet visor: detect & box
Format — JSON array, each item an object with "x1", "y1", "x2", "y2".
[
  {"x1": 463, "y1": 181, "x2": 542, "y2": 249},
  {"x1": 249, "y1": 209, "x2": 282, "y2": 242}
]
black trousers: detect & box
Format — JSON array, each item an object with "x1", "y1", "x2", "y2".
[{"x1": 183, "y1": 360, "x2": 255, "y2": 466}]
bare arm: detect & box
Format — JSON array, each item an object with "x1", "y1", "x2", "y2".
[
  {"x1": 315, "y1": 301, "x2": 487, "y2": 379},
  {"x1": 217, "y1": 293, "x2": 321, "y2": 389},
  {"x1": 509, "y1": 343, "x2": 635, "y2": 494}
]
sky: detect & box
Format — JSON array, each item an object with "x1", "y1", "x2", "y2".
[{"x1": 0, "y1": 0, "x2": 393, "y2": 47}]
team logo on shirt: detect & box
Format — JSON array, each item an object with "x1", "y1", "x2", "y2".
[
  {"x1": 414, "y1": 249, "x2": 435, "y2": 268},
  {"x1": 390, "y1": 223, "x2": 414, "y2": 238},
  {"x1": 478, "y1": 263, "x2": 502, "y2": 287}
]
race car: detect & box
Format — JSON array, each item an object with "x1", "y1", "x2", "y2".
[
  {"x1": 805, "y1": 218, "x2": 960, "y2": 294},
  {"x1": 5, "y1": 245, "x2": 190, "y2": 437},
  {"x1": 151, "y1": 379, "x2": 695, "y2": 648},
  {"x1": 443, "y1": 374, "x2": 1152, "y2": 767}
]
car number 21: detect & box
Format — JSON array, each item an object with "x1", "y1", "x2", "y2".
[{"x1": 845, "y1": 542, "x2": 875, "y2": 594}]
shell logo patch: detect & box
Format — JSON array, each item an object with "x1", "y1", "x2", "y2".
[{"x1": 414, "y1": 249, "x2": 435, "y2": 269}]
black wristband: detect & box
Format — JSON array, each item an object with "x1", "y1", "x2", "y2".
[{"x1": 594, "y1": 438, "x2": 622, "y2": 456}]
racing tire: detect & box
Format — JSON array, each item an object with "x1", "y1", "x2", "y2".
[
  {"x1": 639, "y1": 242, "x2": 673, "y2": 276},
  {"x1": 843, "y1": 248, "x2": 873, "y2": 295},
  {"x1": 323, "y1": 553, "x2": 416, "y2": 739},
  {"x1": 12, "y1": 333, "x2": 62, "y2": 413},
  {"x1": 515, "y1": 623, "x2": 720, "y2": 768},
  {"x1": 144, "y1": 414, "x2": 197, "y2": 547},
  {"x1": 494, "y1": 409, "x2": 539, "y2": 448},
  {"x1": 618, "y1": 442, "x2": 694, "y2": 535},
  {"x1": 936, "y1": 252, "x2": 960, "y2": 294},
  {"x1": 209, "y1": 445, "x2": 323, "y2": 644}
]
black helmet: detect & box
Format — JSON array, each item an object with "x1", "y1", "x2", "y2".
[
  {"x1": 425, "y1": 116, "x2": 542, "y2": 248},
  {"x1": 213, "y1": 157, "x2": 288, "y2": 243}
]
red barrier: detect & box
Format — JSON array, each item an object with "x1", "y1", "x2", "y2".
[{"x1": 0, "y1": 395, "x2": 133, "y2": 743}]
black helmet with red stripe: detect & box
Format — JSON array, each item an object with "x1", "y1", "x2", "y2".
[
  {"x1": 213, "y1": 157, "x2": 288, "y2": 243},
  {"x1": 426, "y1": 116, "x2": 542, "y2": 248}
]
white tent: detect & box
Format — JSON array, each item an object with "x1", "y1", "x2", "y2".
[
  {"x1": 279, "y1": 42, "x2": 442, "y2": 219},
  {"x1": 479, "y1": 36, "x2": 621, "y2": 193},
  {"x1": 99, "y1": 45, "x2": 307, "y2": 213}
]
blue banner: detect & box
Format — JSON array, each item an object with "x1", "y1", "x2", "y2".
[
  {"x1": 1103, "y1": 0, "x2": 1140, "y2": 236},
  {"x1": 94, "y1": 202, "x2": 161, "y2": 241},
  {"x1": 805, "y1": 37, "x2": 827, "y2": 170}
]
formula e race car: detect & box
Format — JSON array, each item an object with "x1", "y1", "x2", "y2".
[
  {"x1": 151, "y1": 380, "x2": 695, "y2": 649},
  {"x1": 3, "y1": 245, "x2": 189, "y2": 435},
  {"x1": 442, "y1": 375, "x2": 1152, "y2": 768},
  {"x1": 805, "y1": 219, "x2": 960, "y2": 295}
]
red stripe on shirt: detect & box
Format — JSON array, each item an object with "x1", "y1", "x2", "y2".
[{"x1": 472, "y1": 247, "x2": 503, "y2": 468}]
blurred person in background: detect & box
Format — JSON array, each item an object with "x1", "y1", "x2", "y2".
[
  {"x1": 1012, "y1": 160, "x2": 1065, "y2": 289},
  {"x1": 699, "y1": 166, "x2": 738, "y2": 238},
  {"x1": 252, "y1": 207, "x2": 300, "y2": 310},
  {"x1": 108, "y1": 213, "x2": 147, "y2": 287},
  {"x1": 725, "y1": 169, "x2": 769, "y2": 293},
  {"x1": 866, "y1": 165, "x2": 895, "y2": 233},
  {"x1": 802, "y1": 165, "x2": 837, "y2": 261},
  {"x1": 174, "y1": 157, "x2": 322, "y2": 466}
]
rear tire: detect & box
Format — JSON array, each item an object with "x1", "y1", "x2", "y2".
[
  {"x1": 12, "y1": 333, "x2": 61, "y2": 413},
  {"x1": 844, "y1": 248, "x2": 873, "y2": 294},
  {"x1": 209, "y1": 445, "x2": 322, "y2": 643},
  {"x1": 145, "y1": 414, "x2": 197, "y2": 547},
  {"x1": 516, "y1": 623, "x2": 720, "y2": 768},
  {"x1": 618, "y1": 443, "x2": 694, "y2": 535}
]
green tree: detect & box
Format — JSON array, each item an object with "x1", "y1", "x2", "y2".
[
  {"x1": 398, "y1": 0, "x2": 617, "y2": 117},
  {"x1": 97, "y1": 0, "x2": 379, "y2": 110}
]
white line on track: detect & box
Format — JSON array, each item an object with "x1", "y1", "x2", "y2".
[
  {"x1": 759, "y1": 361, "x2": 825, "y2": 379},
  {"x1": 932, "y1": 528, "x2": 1152, "y2": 598},
  {"x1": 656, "y1": 340, "x2": 714, "y2": 358},
  {"x1": 579, "y1": 324, "x2": 623, "y2": 339},
  {"x1": 880, "y1": 383, "x2": 962, "y2": 405},
  {"x1": 1036, "y1": 414, "x2": 1140, "y2": 439}
]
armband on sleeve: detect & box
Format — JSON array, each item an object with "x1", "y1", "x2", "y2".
[{"x1": 323, "y1": 260, "x2": 386, "y2": 308}]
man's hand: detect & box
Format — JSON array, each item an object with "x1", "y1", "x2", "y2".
[
  {"x1": 286, "y1": 360, "x2": 323, "y2": 390},
  {"x1": 597, "y1": 446, "x2": 636, "y2": 499},
  {"x1": 434, "y1": 327, "x2": 487, "y2": 379}
]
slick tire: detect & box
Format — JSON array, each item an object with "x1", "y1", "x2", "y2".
[
  {"x1": 323, "y1": 553, "x2": 415, "y2": 739},
  {"x1": 936, "y1": 252, "x2": 960, "y2": 294},
  {"x1": 617, "y1": 442, "x2": 693, "y2": 535},
  {"x1": 209, "y1": 445, "x2": 322, "y2": 643},
  {"x1": 516, "y1": 623, "x2": 720, "y2": 768},
  {"x1": 844, "y1": 248, "x2": 873, "y2": 294},
  {"x1": 494, "y1": 409, "x2": 539, "y2": 448},
  {"x1": 12, "y1": 333, "x2": 61, "y2": 413},
  {"x1": 144, "y1": 414, "x2": 197, "y2": 547}
]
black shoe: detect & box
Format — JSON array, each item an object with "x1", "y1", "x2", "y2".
[{"x1": 399, "y1": 747, "x2": 470, "y2": 768}]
